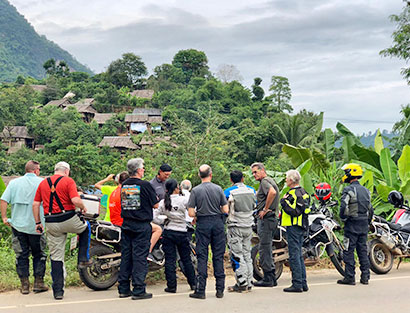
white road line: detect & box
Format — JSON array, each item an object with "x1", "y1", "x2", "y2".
[
  {"x1": 0, "y1": 306, "x2": 18, "y2": 310},
  {"x1": 5, "y1": 274, "x2": 410, "y2": 310}
]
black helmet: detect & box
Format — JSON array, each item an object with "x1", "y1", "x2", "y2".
[{"x1": 388, "y1": 190, "x2": 404, "y2": 208}]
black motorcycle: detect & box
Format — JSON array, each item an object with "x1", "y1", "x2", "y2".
[
  {"x1": 75, "y1": 217, "x2": 196, "y2": 291},
  {"x1": 251, "y1": 201, "x2": 345, "y2": 281}
]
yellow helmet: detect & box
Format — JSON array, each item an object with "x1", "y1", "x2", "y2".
[{"x1": 341, "y1": 163, "x2": 363, "y2": 183}]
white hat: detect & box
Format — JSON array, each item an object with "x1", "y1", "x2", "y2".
[{"x1": 54, "y1": 161, "x2": 70, "y2": 171}]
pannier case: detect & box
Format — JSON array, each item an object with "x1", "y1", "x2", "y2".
[{"x1": 80, "y1": 194, "x2": 100, "y2": 218}]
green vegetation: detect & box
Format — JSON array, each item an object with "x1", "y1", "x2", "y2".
[
  {"x1": 0, "y1": 0, "x2": 92, "y2": 82},
  {"x1": 0, "y1": 2, "x2": 408, "y2": 291}
]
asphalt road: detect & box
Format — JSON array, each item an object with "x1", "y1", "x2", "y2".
[{"x1": 1, "y1": 264, "x2": 410, "y2": 313}]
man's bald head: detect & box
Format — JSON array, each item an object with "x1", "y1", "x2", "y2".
[{"x1": 199, "y1": 164, "x2": 212, "y2": 179}]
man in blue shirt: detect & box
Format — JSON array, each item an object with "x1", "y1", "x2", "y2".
[{"x1": 0, "y1": 160, "x2": 48, "y2": 295}]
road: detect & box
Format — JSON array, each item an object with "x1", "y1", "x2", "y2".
[{"x1": 1, "y1": 264, "x2": 410, "y2": 313}]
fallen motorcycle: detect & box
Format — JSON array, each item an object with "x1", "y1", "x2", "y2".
[
  {"x1": 251, "y1": 201, "x2": 345, "y2": 281},
  {"x1": 368, "y1": 191, "x2": 410, "y2": 275}
]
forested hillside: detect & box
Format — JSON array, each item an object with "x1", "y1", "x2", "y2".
[{"x1": 0, "y1": 0, "x2": 92, "y2": 82}]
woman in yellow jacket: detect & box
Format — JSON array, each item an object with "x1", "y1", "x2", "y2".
[{"x1": 280, "y1": 170, "x2": 310, "y2": 293}]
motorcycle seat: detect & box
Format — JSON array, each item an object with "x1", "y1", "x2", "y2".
[
  {"x1": 400, "y1": 224, "x2": 410, "y2": 233},
  {"x1": 387, "y1": 221, "x2": 402, "y2": 231}
]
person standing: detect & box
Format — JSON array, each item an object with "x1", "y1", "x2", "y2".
[
  {"x1": 108, "y1": 172, "x2": 129, "y2": 227},
  {"x1": 337, "y1": 163, "x2": 373, "y2": 286},
  {"x1": 0, "y1": 160, "x2": 48, "y2": 294},
  {"x1": 118, "y1": 158, "x2": 159, "y2": 300},
  {"x1": 158, "y1": 179, "x2": 196, "y2": 293},
  {"x1": 188, "y1": 164, "x2": 228, "y2": 299},
  {"x1": 150, "y1": 163, "x2": 172, "y2": 201},
  {"x1": 280, "y1": 170, "x2": 310, "y2": 293},
  {"x1": 94, "y1": 174, "x2": 119, "y2": 222},
  {"x1": 224, "y1": 170, "x2": 256, "y2": 293},
  {"x1": 251, "y1": 162, "x2": 280, "y2": 287},
  {"x1": 32, "y1": 161, "x2": 91, "y2": 300}
]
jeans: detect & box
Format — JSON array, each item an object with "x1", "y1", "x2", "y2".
[
  {"x1": 11, "y1": 228, "x2": 47, "y2": 278},
  {"x1": 286, "y1": 225, "x2": 307, "y2": 289},
  {"x1": 162, "y1": 229, "x2": 196, "y2": 289},
  {"x1": 195, "y1": 215, "x2": 226, "y2": 293},
  {"x1": 118, "y1": 222, "x2": 152, "y2": 296}
]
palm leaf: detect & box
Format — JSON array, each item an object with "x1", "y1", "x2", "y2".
[
  {"x1": 380, "y1": 148, "x2": 399, "y2": 189},
  {"x1": 374, "y1": 129, "x2": 384, "y2": 155},
  {"x1": 351, "y1": 144, "x2": 381, "y2": 172}
]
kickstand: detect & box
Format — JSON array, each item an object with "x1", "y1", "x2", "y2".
[{"x1": 397, "y1": 257, "x2": 402, "y2": 270}]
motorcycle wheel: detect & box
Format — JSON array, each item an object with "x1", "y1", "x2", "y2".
[
  {"x1": 251, "y1": 245, "x2": 283, "y2": 281},
  {"x1": 78, "y1": 244, "x2": 119, "y2": 291},
  {"x1": 178, "y1": 242, "x2": 197, "y2": 276},
  {"x1": 327, "y1": 242, "x2": 345, "y2": 277},
  {"x1": 368, "y1": 239, "x2": 394, "y2": 275}
]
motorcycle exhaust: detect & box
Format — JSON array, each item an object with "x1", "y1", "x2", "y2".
[{"x1": 379, "y1": 234, "x2": 396, "y2": 251}]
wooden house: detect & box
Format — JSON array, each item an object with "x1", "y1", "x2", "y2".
[
  {"x1": 98, "y1": 136, "x2": 139, "y2": 152},
  {"x1": 0, "y1": 126, "x2": 34, "y2": 153}
]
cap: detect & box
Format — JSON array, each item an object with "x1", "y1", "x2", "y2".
[
  {"x1": 54, "y1": 161, "x2": 70, "y2": 171},
  {"x1": 159, "y1": 163, "x2": 172, "y2": 172}
]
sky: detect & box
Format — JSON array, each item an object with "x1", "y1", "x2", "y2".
[{"x1": 8, "y1": 0, "x2": 410, "y2": 135}]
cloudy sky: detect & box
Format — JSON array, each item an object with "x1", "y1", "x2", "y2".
[{"x1": 9, "y1": 0, "x2": 410, "y2": 135}]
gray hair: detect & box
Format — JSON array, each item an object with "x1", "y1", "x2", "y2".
[
  {"x1": 251, "y1": 162, "x2": 265, "y2": 171},
  {"x1": 54, "y1": 161, "x2": 70, "y2": 172},
  {"x1": 286, "y1": 170, "x2": 301, "y2": 184},
  {"x1": 127, "y1": 158, "x2": 144, "y2": 176},
  {"x1": 199, "y1": 164, "x2": 212, "y2": 179},
  {"x1": 180, "y1": 179, "x2": 192, "y2": 191}
]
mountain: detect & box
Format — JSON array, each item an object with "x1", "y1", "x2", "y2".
[{"x1": 0, "y1": 0, "x2": 92, "y2": 82}]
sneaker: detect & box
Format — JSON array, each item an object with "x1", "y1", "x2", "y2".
[
  {"x1": 132, "y1": 292, "x2": 153, "y2": 300},
  {"x1": 337, "y1": 278, "x2": 356, "y2": 286},
  {"x1": 189, "y1": 292, "x2": 206, "y2": 299},
  {"x1": 147, "y1": 253, "x2": 155, "y2": 262},
  {"x1": 227, "y1": 284, "x2": 247, "y2": 293},
  {"x1": 54, "y1": 292, "x2": 64, "y2": 300},
  {"x1": 216, "y1": 290, "x2": 224, "y2": 298},
  {"x1": 253, "y1": 279, "x2": 276, "y2": 287}
]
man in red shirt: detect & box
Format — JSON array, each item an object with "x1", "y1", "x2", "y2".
[
  {"x1": 109, "y1": 171, "x2": 129, "y2": 226},
  {"x1": 33, "y1": 161, "x2": 91, "y2": 300}
]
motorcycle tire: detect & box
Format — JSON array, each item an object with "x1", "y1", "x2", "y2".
[
  {"x1": 79, "y1": 244, "x2": 119, "y2": 291},
  {"x1": 251, "y1": 245, "x2": 283, "y2": 281},
  {"x1": 368, "y1": 239, "x2": 394, "y2": 275},
  {"x1": 327, "y1": 242, "x2": 345, "y2": 277}
]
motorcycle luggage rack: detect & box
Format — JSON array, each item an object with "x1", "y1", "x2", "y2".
[{"x1": 95, "y1": 222, "x2": 121, "y2": 244}]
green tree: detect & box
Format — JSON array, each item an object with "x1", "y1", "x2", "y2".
[
  {"x1": 106, "y1": 53, "x2": 147, "y2": 88},
  {"x1": 268, "y1": 75, "x2": 293, "y2": 113},
  {"x1": 146, "y1": 64, "x2": 185, "y2": 91},
  {"x1": 252, "y1": 77, "x2": 265, "y2": 101},
  {"x1": 172, "y1": 49, "x2": 210, "y2": 84},
  {"x1": 380, "y1": 1, "x2": 410, "y2": 83}
]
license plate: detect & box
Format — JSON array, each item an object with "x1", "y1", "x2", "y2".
[{"x1": 70, "y1": 236, "x2": 78, "y2": 250}]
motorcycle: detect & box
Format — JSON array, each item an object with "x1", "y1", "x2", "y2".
[
  {"x1": 73, "y1": 196, "x2": 197, "y2": 290},
  {"x1": 251, "y1": 201, "x2": 345, "y2": 281},
  {"x1": 368, "y1": 191, "x2": 410, "y2": 275}
]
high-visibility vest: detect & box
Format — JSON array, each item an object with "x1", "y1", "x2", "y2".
[{"x1": 281, "y1": 187, "x2": 310, "y2": 227}]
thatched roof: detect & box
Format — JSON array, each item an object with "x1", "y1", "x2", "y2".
[
  {"x1": 63, "y1": 91, "x2": 76, "y2": 99},
  {"x1": 0, "y1": 126, "x2": 33, "y2": 139},
  {"x1": 129, "y1": 90, "x2": 154, "y2": 99},
  {"x1": 125, "y1": 114, "x2": 148, "y2": 123},
  {"x1": 93, "y1": 113, "x2": 115, "y2": 125},
  {"x1": 148, "y1": 116, "x2": 163, "y2": 123},
  {"x1": 98, "y1": 136, "x2": 139, "y2": 149},
  {"x1": 45, "y1": 98, "x2": 71, "y2": 108},
  {"x1": 28, "y1": 85, "x2": 47, "y2": 92},
  {"x1": 132, "y1": 108, "x2": 162, "y2": 116},
  {"x1": 65, "y1": 103, "x2": 97, "y2": 114}
]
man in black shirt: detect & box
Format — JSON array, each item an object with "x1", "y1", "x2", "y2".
[{"x1": 118, "y1": 158, "x2": 159, "y2": 300}]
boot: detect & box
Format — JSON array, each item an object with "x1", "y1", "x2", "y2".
[
  {"x1": 20, "y1": 277, "x2": 30, "y2": 295},
  {"x1": 33, "y1": 276, "x2": 49, "y2": 293},
  {"x1": 254, "y1": 271, "x2": 277, "y2": 287}
]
